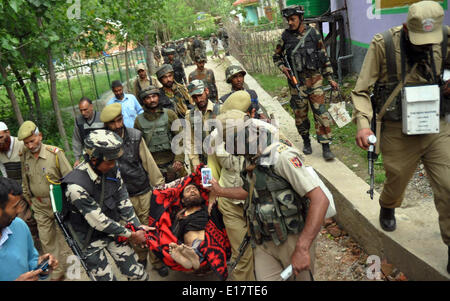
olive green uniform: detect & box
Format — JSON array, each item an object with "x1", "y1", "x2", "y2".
[
  {"x1": 351, "y1": 25, "x2": 450, "y2": 246},
  {"x1": 21, "y1": 143, "x2": 73, "y2": 280}
]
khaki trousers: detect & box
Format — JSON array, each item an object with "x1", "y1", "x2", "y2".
[
  {"x1": 31, "y1": 197, "x2": 71, "y2": 280},
  {"x1": 254, "y1": 233, "x2": 316, "y2": 281},
  {"x1": 218, "y1": 198, "x2": 255, "y2": 281},
  {"x1": 380, "y1": 120, "x2": 450, "y2": 245},
  {"x1": 129, "y1": 190, "x2": 164, "y2": 269}
]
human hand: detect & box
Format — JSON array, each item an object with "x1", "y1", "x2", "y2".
[
  {"x1": 38, "y1": 253, "x2": 58, "y2": 274},
  {"x1": 281, "y1": 66, "x2": 292, "y2": 80},
  {"x1": 355, "y1": 128, "x2": 375, "y2": 151},
  {"x1": 204, "y1": 178, "x2": 222, "y2": 196},
  {"x1": 138, "y1": 225, "x2": 156, "y2": 232},
  {"x1": 291, "y1": 246, "x2": 311, "y2": 277},
  {"x1": 172, "y1": 161, "x2": 183, "y2": 172},
  {"x1": 73, "y1": 160, "x2": 80, "y2": 168},
  {"x1": 329, "y1": 80, "x2": 339, "y2": 91},
  {"x1": 15, "y1": 270, "x2": 41, "y2": 281},
  {"x1": 130, "y1": 230, "x2": 147, "y2": 247}
]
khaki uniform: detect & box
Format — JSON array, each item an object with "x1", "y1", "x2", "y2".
[
  {"x1": 186, "y1": 100, "x2": 220, "y2": 170},
  {"x1": 243, "y1": 142, "x2": 320, "y2": 281},
  {"x1": 20, "y1": 143, "x2": 73, "y2": 279},
  {"x1": 208, "y1": 143, "x2": 255, "y2": 281},
  {"x1": 273, "y1": 25, "x2": 334, "y2": 143},
  {"x1": 351, "y1": 25, "x2": 450, "y2": 246}
]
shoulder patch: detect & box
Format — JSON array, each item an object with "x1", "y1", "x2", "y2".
[
  {"x1": 46, "y1": 146, "x2": 61, "y2": 154},
  {"x1": 277, "y1": 144, "x2": 289, "y2": 153},
  {"x1": 290, "y1": 156, "x2": 303, "y2": 168}
]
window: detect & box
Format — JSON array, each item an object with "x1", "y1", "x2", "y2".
[{"x1": 372, "y1": 0, "x2": 447, "y2": 15}]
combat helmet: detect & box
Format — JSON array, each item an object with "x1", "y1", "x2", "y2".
[
  {"x1": 83, "y1": 129, "x2": 123, "y2": 161},
  {"x1": 139, "y1": 85, "x2": 160, "y2": 100},
  {"x1": 225, "y1": 65, "x2": 247, "y2": 84},
  {"x1": 282, "y1": 5, "x2": 305, "y2": 18}
]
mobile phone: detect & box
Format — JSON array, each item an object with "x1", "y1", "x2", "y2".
[
  {"x1": 280, "y1": 264, "x2": 293, "y2": 281},
  {"x1": 36, "y1": 259, "x2": 50, "y2": 273},
  {"x1": 201, "y1": 168, "x2": 212, "y2": 187}
]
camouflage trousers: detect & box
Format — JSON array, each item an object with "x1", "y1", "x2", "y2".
[
  {"x1": 222, "y1": 40, "x2": 229, "y2": 55},
  {"x1": 83, "y1": 236, "x2": 149, "y2": 281},
  {"x1": 289, "y1": 73, "x2": 332, "y2": 144},
  {"x1": 212, "y1": 45, "x2": 219, "y2": 58}
]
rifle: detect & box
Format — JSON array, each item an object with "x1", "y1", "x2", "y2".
[
  {"x1": 280, "y1": 52, "x2": 302, "y2": 94},
  {"x1": 228, "y1": 235, "x2": 251, "y2": 275},
  {"x1": 367, "y1": 95, "x2": 378, "y2": 200},
  {"x1": 50, "y1": 185, "x2": 96, "y2": 281}
]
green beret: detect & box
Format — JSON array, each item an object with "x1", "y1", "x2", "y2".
[
  {"x1": 221, "y1": 90, "x2": 251, "y2": 113},
  {"x1": 18, "y1": 121, "x2": 38, "y2": 141},
  {"x1": 100, "y1": 103, "x2": 122, "y2": 123}
]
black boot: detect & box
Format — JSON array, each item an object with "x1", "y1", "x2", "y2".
[
  {"x1": 379, "y1": 207, "x2": 396, "y2": 232},
  {"x1": 322, "y1": 143, "x2": 335, "y2": 161},
  {"x1": 302, "y1": 135, "x2": 312, "y2": 155}
]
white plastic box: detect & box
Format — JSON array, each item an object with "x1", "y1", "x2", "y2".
[{"x1": 402, "y1": 85, "x2": 440, "y2": 135}]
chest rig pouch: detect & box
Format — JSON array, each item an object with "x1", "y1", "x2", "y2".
[{"x1": 245, "y1": 165, "x2": 309, "y2": 246}]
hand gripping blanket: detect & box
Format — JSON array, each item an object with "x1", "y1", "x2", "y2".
[{"x1": 145, "y1": 165, "x2": 232, "y2": 280}]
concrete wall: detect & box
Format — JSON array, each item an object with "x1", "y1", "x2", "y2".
[{"x1": 331, "y1": 0, "x2": 450, "y2": 73}]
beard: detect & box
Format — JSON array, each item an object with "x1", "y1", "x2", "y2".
[
  {"x1": 182, "y1": 195, "x2": 204, "y2": 208},
  {"x1": 163, "y1": 81, "x2": 174, "y2": 89},
  {"x1": 0, "y1": 136, "x2": 11, "y2": 153}
]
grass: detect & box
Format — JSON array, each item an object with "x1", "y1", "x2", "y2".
[{"x1": 251, "y1": 71, "x2": 386, "y2": 187}]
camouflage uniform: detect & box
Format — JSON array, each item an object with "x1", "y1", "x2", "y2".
[
  {"x1": 159, "y1": 83, "x2": 194, "y2": 118},
  {"x1": 273, "y1": 25, "x2": 334, "y2": 145},
  {"x1": 188, "y1": 67, "x2": 219, "y2": 102},
  {"x1": 63, "y1": 130, "x2": 148, "y2": 281},
  {"x1": 210, "y1": 35, "x2": 219, "y2": 58}
]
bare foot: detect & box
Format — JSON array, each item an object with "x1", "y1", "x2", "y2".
[
  {"x1": 181, "y1": 245, "x2": 201, "y2": 270},
  {"x1": 169, "y1": 243, "x2": 193, "y2": 269}
]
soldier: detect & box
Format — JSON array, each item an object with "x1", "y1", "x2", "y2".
[
  {"x1": 72, "y1": 97, "x2": 104, "y2": 168},
  {"x1": 62, "y1": 130, "x2": 150, "y2": 281},
  {"x1": 217, "y1": 23, "x2": 230, "y2": 56},
  {"x1": 188, "y1": 37, "x2": 196, "y2": 64},
  {"x1": 351, "y1": 1, "x2": 450, "y2": 273},
  {"x1": 18, "y1": 121, "x2": 73, "y2": 281},
  {"x1": 107, "y1": 80, "x2": 143, "y2": 129},
  {"x1": 176, "y1": 39, "x2": 187, "y2": 66},
  {"x1": 133, "y1": 63, "x2": 161, "y2": 105},
  {"x1": 163, "y1": 48, "x2": 187, "y2": 86},
  {"x1": 156, "y1": 64, "x2": 194, "y2": 118},
  {"x1": 135, "y1": 86, "x2": 187, "y2": 182},
  {"x1": 192, "y1": 36, "x2": 205, "y2": 60},
  {"x1": 183, "y1": 38, "x2": 194, "y2": 66},
  {"x1": 153, "y1": 44, "x2": 162, "y2": 68},
  {"x1": 273, "y1": 5, "x2": 339, "y2": 161},
  {"x1": 100, "y1": 103, "x2": 168, "y2": 277},
  {"x1": 186, "y1": 80, "x2": 221, "y2": 171},
  {"x1": 188, "y1": 54, "x2": 219, "y2": 103},
  {"x1": 220, "y1": 65, "x2": 258, "y2": 104},
  {"x1": 0, "y1": 122, "x2": 24, "y2": 181},
  {"x1": 210, "y1": 34, "x2": 220, "y2": 59},
  {"x1": 208, "y1": 110, "x2": 329, "y2": 281}
]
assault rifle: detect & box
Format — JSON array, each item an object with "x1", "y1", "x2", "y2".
[
  {"x1": 50, "y1": 185, "x2": 96, "y2": 281},
  {"x1": 367, "y1": 95, "x2": 378, "y2": 200},
  {"x1": 228, "y1": 235, "x2": 250, "y2": 275},
  {"x1": 280, "y1": 53, "x2": 302, "y2": 94}
]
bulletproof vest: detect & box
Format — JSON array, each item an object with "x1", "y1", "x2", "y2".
[
  {"x1": 171, "y1": 60, "x2": 185, "y2": 84},
  {"x1": 193, "y1": 39, "x2": 202, "y2": 49},
  {"x1": 373, "y1": 27, "x2": 449, "y2": 121},
  {"x1": 4, "y1": 161, "x2": 22, "y2": 181},
  {"x1": 136, "y1": 77, "x2": 155, "y2": 101},
  {"x1": 61, "y1": 167, "x2": 122, "y2": 242},
  {"x1": 242, "y1": 164, "x2": 309, "y2": 246},
  {"x1": 75, "y1": 112, "x2": 104, "y2": 144},
  {"x1": 117, "y1": 128, "x2": 150, "y2": 197},
  {"x1": 189, "y1": 103, "x2": 221, "y2": 164},
  {"x1": 137, "y1": 109, "x2": 172, "y2": 153},
  {"x1": 282, "y1": 26, "x2": 327, "y2": 76}
]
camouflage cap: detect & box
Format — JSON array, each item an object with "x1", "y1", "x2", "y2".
[
  {"x1": 139, "y1": 85, "x2": 160, "y2": 100},
  {"x1": 84, "y1": 129, "x2": 123, "y2": 161},
  {"x1": 221, "y1": 90, "x2": 251, "y2": 113},
  {"x1": 156, "y1": 64, "x2": 174, "y2": 79},
  {"x1": 165, "y1": 48, "x2": 176, "y2": 55},
  {"x1": 18, "y1": 121, "x2": 39, "y2": 141},
  {"x1": 194, "y1": 54, "x2": 207, "y2": 62},
  {"x1": 407, "y1": 1, "x2": 444, "y2": 45},
  {"x1": 136, "y1": 63, "x2": 147, "y2": 73},
  {"x1": 100, "y1": 103, "x2": 122, "y2": 123},
  {"x1": 187, "y1": 79, "x2": 206, "y2": 96},
  {"x1": 225, "y1": 65, "x2": 247, "y2": 83}
]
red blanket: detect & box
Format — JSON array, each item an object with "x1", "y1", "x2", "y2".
[{"x1": 146, "y1": 165, "x2": 232, "y2": 280}]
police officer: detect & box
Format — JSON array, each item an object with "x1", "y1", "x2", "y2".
[
  {"x1": 18, "y1": 121, "x2": 73, "y2": 281},
  {"x1": 186, "y1": 80, "x2": 221, "y2": 171},
  {"x1": 62, "y1": 130, "x2": 150, "y2": 281},
  {"x1": 207, "y1": 110, "x2": 329, "y2": 281},
  {"x1": 188, "y1": 54, "x2": 219, "y2": 103},
  {"x1": 72, "y1": 97, "x2": 104, "y2": 168},
  {"x1": 164, "y1": 48, "x2": 187, "y2": 86},
  {"x1": 100, "y1": 103, "x2": 169, "y2": 276},
  {"x1": 273, "y1": 5, "x2": 338, "y2": 161},
  {"x1": 156, "y1": 64, "x2": 194, "y2": 118},
  {"x1": 135, "y1": 86, "x2": 187, "y2": 182},
  {"x1": 351, "y1": 1, "x2": 450, "y2": 273}
]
